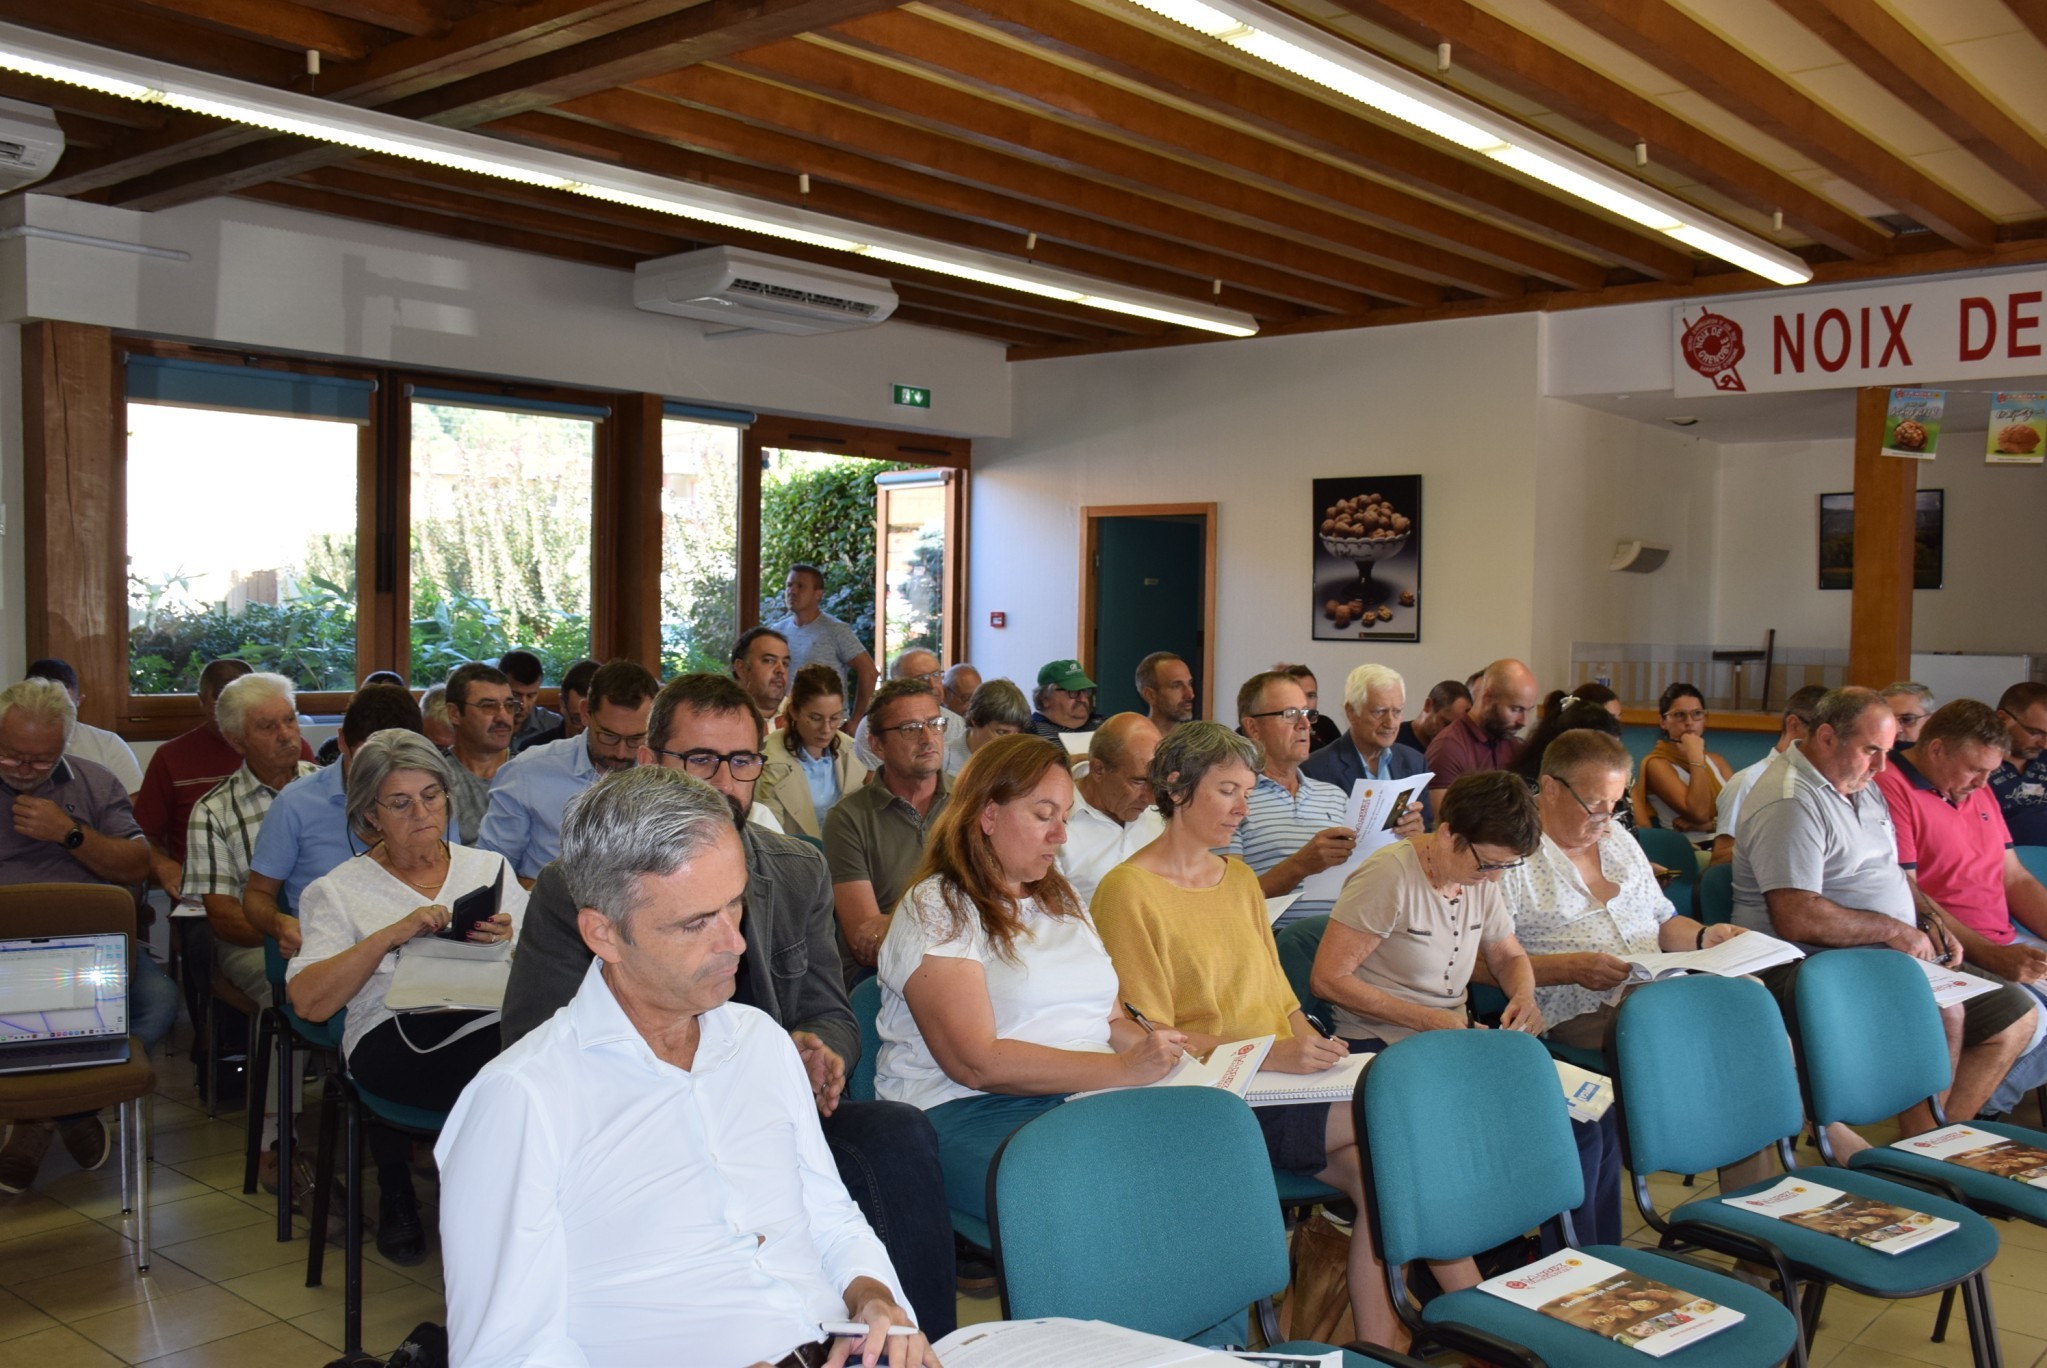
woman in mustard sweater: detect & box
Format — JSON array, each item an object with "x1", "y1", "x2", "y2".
[{"x1": 1090, "y1": 721, "x2": 1478, "y2": 1354}]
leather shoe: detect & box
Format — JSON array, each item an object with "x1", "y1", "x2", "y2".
[
  {"x1": 58, "y1": 1115, "x2": 109, "y2": 1172},
  {"x1": 258, "y1": 1149, "x2": 281, "y2": 1195},
  {"x1": 377, "y1": 1185, "x2": 428, "y2": 1266},
  {"x1": 0, "y1": 1122, "x2": 54, "y2": 1194}
]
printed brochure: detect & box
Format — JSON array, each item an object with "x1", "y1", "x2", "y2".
[
  {"x1": 1478, "y1": 1249, "x2": 1744, "y2": 1356},
  {"x1": 1890, "y1": 1123, "x2": 2047, "y2": 1188},
  {"x1": 1722, "y1": 1177, "x2": 1956, "y2": 1254}
]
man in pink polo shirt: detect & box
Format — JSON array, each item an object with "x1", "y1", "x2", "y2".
[{"x1": 1876, "y1": 699, "x2": 2047, "y2": 1117}]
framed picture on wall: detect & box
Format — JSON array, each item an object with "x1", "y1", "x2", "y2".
[
  {"x1": 1312, "y1": 475, "x2": 1421, "y2": 643},
  {"x1": 1817, "y1": 490, "x2": 1944, "y2": 590}
]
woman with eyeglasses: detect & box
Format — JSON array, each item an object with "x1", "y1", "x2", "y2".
[
  {"x1": 286, "y1": 728, "x2": 527, "y2": 1265},
  {"x1": 1490, "y1": 729, "x2": 1747, "y2": 1245},
  {"x1": 758, "y1": 664, "x2": 871, "y2": 840},
  {"x1": 1636, "y1": 682, "x2": 1732, "y2": 835}
]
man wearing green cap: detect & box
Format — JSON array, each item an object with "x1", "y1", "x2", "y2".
[{"x1": 1030, "y1": 660, "x2": 1104, "y2": 739}]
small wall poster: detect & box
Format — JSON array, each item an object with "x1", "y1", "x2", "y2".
[
  {"x1": 1882, "y1": 388, "x2": 1945, "y2": 458},
  {"x1": 1312, "y1": 475, "x2": 1422, "y2": 643},
  {"x1": 1987, "y1": 392, "x2": 2045, "y2": 464}
]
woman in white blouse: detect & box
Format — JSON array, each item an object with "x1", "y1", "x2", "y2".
[
  {"x1": 873, "y1": 732, "x2": 1187, "y2": 1228},
  {"x1": 287, "y1": 728, "x2": 526, "y2": 1265}
]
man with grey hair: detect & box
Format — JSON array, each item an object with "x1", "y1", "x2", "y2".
[
  {"x1": 439, "y1": 767, "x2": 931, "y2": 1368},
  {"x1": 1883, "y1": 680, "x2": 1937, "y2": 752},
  {"x1": 1059, "y1": 713, "x2": 1165, "y2": 905},
  {"x1": 942, "y1": 662, "x2": 981, "y2": 715},
  {"x1": 1302, "y1": 663, "x2": 1431, "y2": 832},
  {"x1": 0, "y1": 678, "x2": 178, "y2": 1194},
  {"x1": 1231, "y1": 671, "x2": 1357, "y2": 929},
  {"x1": 1136, "y1": 651, "x2": 1196, "y2": 736}
]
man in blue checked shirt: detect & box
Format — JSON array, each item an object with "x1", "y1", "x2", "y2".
[{"x1": 1227, "y1": 670, "x2": 1362, "y2": 928}]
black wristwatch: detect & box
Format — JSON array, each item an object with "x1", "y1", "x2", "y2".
[
  {"x1": 63, "y1": 821, "x2": 85, "y2": 850},
  {"x1": 1695, "y1": 926, "x2": 1707, "y2": 950}
]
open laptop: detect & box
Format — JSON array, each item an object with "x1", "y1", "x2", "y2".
[{"x1": 0, "y1": 933, "x2": 131, "y2": 1074}]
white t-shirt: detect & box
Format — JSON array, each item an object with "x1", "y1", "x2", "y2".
[
  {"x1": 288, "y1": 843, "x2": 529, "y2": 1058},
  {"x1": 68, "y1": 722, "x2": 142, "y2": 793},
  {"x1": 874, "y1": 875, "x2": 1119, "y2": 1112},
  {"x1": 1714, "y1": 752, "x2": 1780, "y2": 843},
  {"x1": 1057, "y1": 785, "x2": 1165, "y2": 908}
]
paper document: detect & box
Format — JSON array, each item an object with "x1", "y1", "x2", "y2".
[
  {"x1": 1295, "y1": 773, "x2": 1432, "y2": 905},
  {"x1": 1245, "y1": 1051, "x2": 1368, "y2": 1108},
  {"x1": 1890, "y1": 1123, "x2": 2047, "y2": 1188},
  {"x1": 1264, "y1": 892, "x2": 1302, "y2": 925},
  {"x1": 1059, "y1": 731, "x2": 1094, "y2": 758},
  {"x1": 1918, "y1": 958, "x2": 2002, "y2": 1007},
  {"x1": 385, "y1": 938, "x2": 510, "y2": 1012},
  {"x1": 1722, "y1": 1177, "x2": 1957, "y2": 1254},
  {"x1": 1226, "y1": 1352, "x2": 1341, "y2": 1367},
  {"x1": 1478, "y1": 1249, "x2": 1745, "y2": 1357},
  {"x1": 1070, "y1": 1036, "x2": 1275, "y2": 1101},
  {"x1": 1615, "y1": 931, "x2": 1803, "y2": 989},
  {"x1": 1556, "y1": 1059, "x2": 1614, "y2": 1123},
  {"x1": 933, "y1": 1317, "x2": 1243, "y2": 1367}
]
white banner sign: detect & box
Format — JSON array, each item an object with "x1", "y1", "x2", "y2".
[{"x1": 1673, "y1": 270, "x2": 2047, "y2": 396}]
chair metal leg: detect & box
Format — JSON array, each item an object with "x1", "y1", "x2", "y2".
[
  {"x1": 306, "y1": 1069, "x2": 340, "y2": 1287},
  {"x1": 243, "y1": 1010, "x2": 272, "y2": 1196},
  {"x1": 1934, "y1": 1285, "x2": 1956, "y2": 1343},
  {"x1": 135, "y1": 1096, "x2": 151, "y2": 1274},
  {"x1": 1960, "y1": 1272, "x2": 2003, "y2": 1368},
  {"x1": 275, "y1": 1029, "x2": 296, "y2": 1242},
  {"x1": 201, "y1": 991, "x2": 217, "y2": 1118},
  {"x1": 343, "y1": 1089, "x2": 365, "y2": 1359}
]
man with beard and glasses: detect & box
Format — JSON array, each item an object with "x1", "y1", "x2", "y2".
[
  {"x1": 480, "y1": 660, "x2": 658, "y2": 888},
  {"x1": 500, "y1": 673, "x2": 955, "y2": 1340},
  {"x1": 442, "y1": 662, "x2": 516, "y2": 844},
  {"x1": 1427, "y1": 658, "x2": 1540, "y2": 807},
  {"x1": 1991, "y1": 681, "x2": 2047, "y2": 849}
]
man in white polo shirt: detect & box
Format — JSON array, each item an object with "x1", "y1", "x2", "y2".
[{"x1": 1059, "y1": 713, "x2": 1164, "y2": 905}]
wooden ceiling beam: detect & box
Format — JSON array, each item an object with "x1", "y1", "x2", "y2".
[
  {"x1": 574, "y1": 78, "x2": 1442, "y2": 306},
  {"x1": 1773, "y1": 0, "x2": 2047, "y2": 204},
  {"x1": 891, "y1": 283, "x2": 1115, "y2": 342},
  {"x1": 1544, "y1": 0, "x2": 1997, "y2": 250},
  {"x1": 890, "y1": 301, "x2": 1068, "y2": 348},
  {"x1": 936, "y1": 0, "x2": 1694, "y2": 281},
  {"x1": 120, "y1": 0, "x2": 388, "y2": 62},
  {"x1": 0, "y1": 71, "x2": 171, "y2": 130},
  {"x1": 2010, "y1": 0, "x2": 2047, "y2": 50},
  {"x1": 1322, "y1": 0, "x2": 1886, "y2": 260},
  {"x1": 238, "y1": 177, "x2": 648, "y2": 268},
  {"x1": 293, "y1": 0, "x2": 454, "y2": 38},
  {"x1": 685, "y1": 46, "x2": 1519, "y2": 296},
  {"x1": 516, "y1": 97, "x2": 1369, "y2": 312},
  {"x1": 0, "y1": 0, "x2": 305, "y2": 84},
  {"x1": 823, "y1": 9, "x2": 1606, "y2": 292}
]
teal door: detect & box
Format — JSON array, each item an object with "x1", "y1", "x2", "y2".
[{"x1": 1092, "y1": 515, "x2": 1206, "y2": 719}]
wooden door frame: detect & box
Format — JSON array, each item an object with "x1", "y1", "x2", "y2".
[{"x1": 1078, "y1": 503, "x2": 1217, "y2": 721}]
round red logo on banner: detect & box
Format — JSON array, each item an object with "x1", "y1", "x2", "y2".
[{"x1": 1680, "y1": 309, "x2": 1747, "y2": 391}]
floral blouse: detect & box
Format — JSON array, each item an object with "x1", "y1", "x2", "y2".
[{"x1": 1495, "y1": 827, "x2": 1675, "y2": 1029}]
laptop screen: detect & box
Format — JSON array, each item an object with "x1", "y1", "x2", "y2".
[{"x1": 0, "y1": 935, "x2": 129, "y2": 1044}]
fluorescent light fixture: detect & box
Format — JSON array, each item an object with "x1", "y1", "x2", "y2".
[
  {"x1": 1127, "y1": 0, "x2": 1813, "y2": 286},
  {"x1": 0, "y1": 21, "x2": 1259, "y2": 338}
]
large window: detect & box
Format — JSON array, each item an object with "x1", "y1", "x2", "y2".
[
  {"x1": 659, "y1": 417, "x2": 742, "y2": 675},
  {"x1": 408, "y1": 394, "x2": 599, "y2": 682}
]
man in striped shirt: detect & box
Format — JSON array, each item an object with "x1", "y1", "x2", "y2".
[
  {"x1": 1226, "y1": 671, "x2": 1358, "y2": 928},
  {"x1": 184, "y1": 673, "x2": 319, "y2": 1009}
]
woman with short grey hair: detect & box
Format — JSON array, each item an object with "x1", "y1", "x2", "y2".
[
  {"x1": 962, "y1": 679, "x2": 1031, "y2": 754},
  {"x1": 287, "y1": 726, "x2": 527, "y2": 1265}
]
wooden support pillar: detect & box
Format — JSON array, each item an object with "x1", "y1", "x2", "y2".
[
  {"x1": 602, "y1": 393, "x2": 666, "y2": 667},
  {"x1": 1848, "y1": 386, "x2": 1916, "y2": 688}
]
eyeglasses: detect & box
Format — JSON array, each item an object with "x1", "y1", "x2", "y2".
[
  {"x1": 376, "y1": 785, "x2": 447, "y2": 815},
  {"x1": 1891, "y1": 712, "x2": 1928, "y2": 727},
  {"x1": 0, "y1": 749, "x2": 61, "y2": 773},
  {"x1": 589, "y1": 726, "x2": 648, "y2": 749},
  {"x1": 1552, "y1": 774, "x2": 1617, "y2": 827},
  {"x1": 874, "y1": 716, "x2": 951, "y2": 737},
  {"x1": 1473, "y1": 855, "x2": 1525, "y2": 874},
  {"x1": 1245, "y1": 707, "x2": 1314, "y2": 726},
  {"x1": 799, "y1": 710, "x2": 848, "y2": 728},
  {"x1": 649, "y1": 747, "x2": 767, "y2": 779},
  {"x1": 1665, "y1": 709, "x2": 1707, "y2": 723},
  {"x1": 911, "y1": 670, "x2": 943, "y2": 685},
  {"x1": 457, "y1": 698, "x2": 511, "y2": 715}
]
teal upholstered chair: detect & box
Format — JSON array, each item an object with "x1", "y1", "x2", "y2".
[
  {"x1": 1359, "y1": 1028, "x2": 1800, "y2": 1367},
  {"x1": 989, "y1": 1087, "x2": 1422, "y2": 1366},
  {"x1": 2015, "y1": 845, "x2": 2047, "y2": 886},
  {"x1": 1632, "y1": 826, "x2": 1701, "y2": 913},
  {"x1": 1697, "y1": 859, "x2": 1735, "y2": 926},
  {"x1": 848, "y1": 974, "x2": 882, "y2": 1105},
  {"x1": 1612, "y1": 970, "x2": 2001, "y2": 1367}
]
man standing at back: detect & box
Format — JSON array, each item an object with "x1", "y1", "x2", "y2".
[
  {"x1": 1136, "y1": 651, "x2": 1196, "y2": 737},
  {"x1": 480, "y1": 660, "x2": 658, "y2": 887},
  {"x1": 774, "y1": 564, "x2": 878, "y2": 728},
  {"x1": 1427, "y1": 659, "x2": 1538, "y2": 806}
]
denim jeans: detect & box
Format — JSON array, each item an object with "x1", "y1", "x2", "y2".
[
  {"x1": 1987, "y1": 926, "x2": 2047, "y2": 1118},
  {"x1": 131, "y1": 949, "x2": 179, "y2": 1055},
  {"x1": 821, "y1": 1099, "x2": 957, "y2": 1341}
]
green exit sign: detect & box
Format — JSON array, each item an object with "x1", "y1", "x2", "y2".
[{"x1": 891, "y1": 384, "x2": 931, "y2": 409}]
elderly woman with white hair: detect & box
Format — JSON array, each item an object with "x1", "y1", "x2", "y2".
[{"x1": 286, "y1": 727, "x2": 527, "y2": 1263}]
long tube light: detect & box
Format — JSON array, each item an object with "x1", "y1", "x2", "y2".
[
  {"x1": 0, "y1": 22, "x2": 1260, "y2": 337},
  {"x1": 1127, "y1": 0, "x2": 1815, "y2": 287}
]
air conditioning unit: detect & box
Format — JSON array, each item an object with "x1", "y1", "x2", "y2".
[
  {"x1": 633, "y1": 246, "x2": 897, "y2": 336},
  {"x1": 0, "y1": 97, "x2": 63, "y2": 191}
]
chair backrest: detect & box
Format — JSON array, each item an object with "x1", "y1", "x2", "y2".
[
  {"x1": 1360, "y1": 1030, "x2": 1581, "y2": 1268},
  {"x1": 1613, "y1": 975, "x2": 1803, "y2": 1178},
  {"x1": 0, "y1": 882, "x2": 137, "y2": 940},
  {"x1": 990, "y1": 1088, "x2": 1290, "y2": 1340},
  {"x1": 1696, "y1": 860, "x2": 1734, "y2": 926},
  {"x1": 2016, "y1": 845, "x2": 2047, "y2": 887},
  {"x1": 849, "y1": 975, "x2": 883, "y2": 1104},
  {"x1": 1271, "y1": 915, "x2": 1331, "y2": 1025},
  {"x1": 1632, "y1": 827, "x2": 1699, "y2": 903},
  {"x1": 1794, "y1": 948, "x2": 1950, "y2": 1126}
]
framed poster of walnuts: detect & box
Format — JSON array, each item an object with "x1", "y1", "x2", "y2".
[{"x1": 1312, "y1": 475, "x2": 1421, "y2": 643}]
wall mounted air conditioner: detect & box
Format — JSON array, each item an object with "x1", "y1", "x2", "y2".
[
  {"x1": 633, "y1": 246, "x2": 897, "y2": 336},
  {"x1": 0, "y1": 97, "x2": 64, "y2": 191}
]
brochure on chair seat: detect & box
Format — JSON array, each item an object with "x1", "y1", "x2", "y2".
[
  {"x1": 1477, "y1": 1249, "x2": 1744, "y2": 1356},
  {"x1": 1615, "y1": 931, "x2": 1803, "y2": 985},
  {"x1": 1721, "y1": 1177, "x2": 1957, "y2": 1253},
  {"x1": 1070, "y1": 1035, "x2": 1275, "y2": 1101},
  {"x1": 1889, "y1": 1123, "x2": 2047, "y2": 1188}
]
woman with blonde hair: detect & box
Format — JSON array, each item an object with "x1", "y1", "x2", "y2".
[{"x1": 872, "y1": 733, "x2": 1186, "y2": 1228}]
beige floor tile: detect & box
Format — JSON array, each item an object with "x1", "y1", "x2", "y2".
[
  {"x1": 219, "y1": 1255, "x2": 410, "y2": 1322},
  {"x1": 1980, "y1": 1280, "x2": 2047, "y2": 1343},
  {"x1": 0, "y1": 1192, "x2": 93, "y2": 1243},
  {"x1": 154, "y1": 1222, "x2": 306, "y2": 1285},
  {"x1": 954, "y1": 1289, "x2": 1003, "y2": 1329},
  {"x1": 41, "y1": 1165, "x2": 214, "y2": 1223},
  {"x1": 1808, "y1": 1332, "x2": 1855, "y2": 1367},
  {"x1": 0, "y1": 1323, "x2": 125, "y2": 1365},
  {"x1": 1852, "y1": 1298, "x2": 2043, "y2": 1367},
  {"x1": 1811, "y1": 1287, "x2": 1894, "y2": 1342},
  {"x1": 97, "y1": 1191, "x2": 266, "y2": 1247},
  {"x1": 0, "y1": 1222, "x2": 135, "y2": 1286},
  {"x1": 134, "y1": 1319, "x2": 338, "y2": 1368},
  {"x1": 0, "y1": 1284, "x2": 60, "y2": 1343},
  {"x1": 165, "y1": 1150, "x2": 257, "y2": 1194},
  {"x1": 68, "y1": 1283, "x2": 274, "y2": 1363},
  {"x1": 288, "y1": 1276, "x2": 444, "y2": 1357},
  {"x1": 145, "y1": 1121, "x2": 246, "y2": 1167},
  {"x1": 1828, "y1": 1342, "x2": 1990, "y2": 1368},
  {"x1": 145, "y1": 1101, "x2": 210, "y2": 1136},
  {"x1": 10, "y1": 1252, "x2": 209, "y2": 1324}
]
